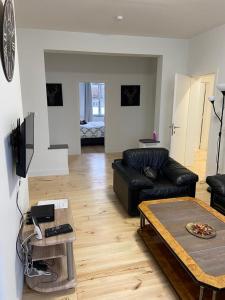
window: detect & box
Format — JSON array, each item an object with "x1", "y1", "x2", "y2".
[{"x1": 91, "y1": 83, "x2": 105, "y2": 116}]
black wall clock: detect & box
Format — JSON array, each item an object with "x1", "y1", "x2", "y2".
[{"x1": 1, "y1": 0, "x2": 15, "y2": 82}]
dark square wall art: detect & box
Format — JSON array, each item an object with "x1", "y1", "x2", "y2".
[
  {"x1": 46, "y1": 83, "x2": 63, "y2": 106},
  {"x1": 121, "y1": 85, "x2": 140, "y2": 106}
]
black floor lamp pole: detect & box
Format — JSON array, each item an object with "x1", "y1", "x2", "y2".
[
  {"x1": 211, "y1": 91, "x2": 225, "y2": 174},
  {"x1": 217, "y1": 95, "x2": 225, "y2": 173}
]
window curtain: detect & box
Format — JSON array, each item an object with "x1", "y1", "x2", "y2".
[{"x1": 84, "y1": 83, "x2": 93, "y2": 122}]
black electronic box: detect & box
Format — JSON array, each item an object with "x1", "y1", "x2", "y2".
[{"x1": 30, "y1": 204, "x2": 55, "y2": 224}]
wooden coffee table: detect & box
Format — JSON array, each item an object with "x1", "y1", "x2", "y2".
[{"x1": 138, "y1": 197, "x2": 225, "y2": 300}]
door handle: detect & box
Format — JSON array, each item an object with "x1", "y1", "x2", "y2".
[
  {"x1": 169, "y1": 124, "x2": 174, "y2": 136},
  {"x1": 169, "y1": 124, "x2": 180, "y2": 136}
]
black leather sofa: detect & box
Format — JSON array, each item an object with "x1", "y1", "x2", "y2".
[
  {"x1": 112, "y1": 148, "x2": 199, "y2": 216},
  {"x1": 206, "y1": 174, "x2": 225, "y2": 215}
]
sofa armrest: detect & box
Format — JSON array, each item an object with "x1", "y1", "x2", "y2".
[
  {"x1": 206, "y1": 175, "x2": 225, "y2": 196},
  {"x1": 162, "y1": 158, "x2": 198, "y2": 186},
  {"x1": 112, "y1": 159, "x2": 154, "y2": 189}
]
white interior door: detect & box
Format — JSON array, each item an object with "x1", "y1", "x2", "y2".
[
  {"x1": 170, "y1": 74, "x2": 191, "y2": 165},
  {"x1": 199, "y1": 83, "x2": 211, "y2": 150}
]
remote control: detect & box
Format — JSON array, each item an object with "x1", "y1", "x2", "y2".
[{"x1": 45, "y1": 223, "x2": 73, "y2": 238}]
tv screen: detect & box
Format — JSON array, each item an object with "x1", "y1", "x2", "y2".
[{"x1": 16, "y1": 113, "x2": 34, "y2": 178}]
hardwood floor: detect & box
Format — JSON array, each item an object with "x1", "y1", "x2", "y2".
[
  {"x1": 187, "y1": 149, "x2": 208, "y2": 183},
  {"x1": 23, "y1": 152, "x2": 210, "y2": 300},
  {"x1": 81, "y1": 145, "x2": 105, "y2": 154}
]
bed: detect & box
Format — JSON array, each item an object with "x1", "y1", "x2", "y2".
[{"x1": 80, "y1": 121, "x2": 105, "y2": 146}]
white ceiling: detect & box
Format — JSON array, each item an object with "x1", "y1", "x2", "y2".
[{"x1": 15, "y1": 0, "x2": 225, "y2": 39}]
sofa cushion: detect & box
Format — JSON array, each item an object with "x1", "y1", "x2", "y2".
[
  {"x1": 112, "y1": 159, "x2": 154, "y2": 189},
  {"x1": 139, "y1": 177, "x2": 190, "y2": 200},
  {"x1": 143, "y1": 166, "x2": 158, "y2": 181},
  {"x1": 123, "y1": 148, "x2": 169, "y2": 172},
  {"x1": 162, "y1": 158, "x2": 198, "y2": 186}
]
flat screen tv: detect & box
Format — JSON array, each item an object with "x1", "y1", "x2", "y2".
[{"x1": 13, "y1": 113, "x2": 35, "y2": 178}]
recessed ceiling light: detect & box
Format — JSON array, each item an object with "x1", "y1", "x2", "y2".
[{"x1": 116, "y1": 15, "x2": 124, "y2": 21}]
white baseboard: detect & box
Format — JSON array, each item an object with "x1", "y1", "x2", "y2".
[{"x1": 28, "y1": 168, "x2": 69, "y2": 177}]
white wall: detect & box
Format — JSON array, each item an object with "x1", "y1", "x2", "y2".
[
  {"x1": 17, "y1": 28, "x2": 188, "y2": 174},
  {"x1": 188, "y1": 24, "x2": 225, "y2": 175},
  {"x1": 45, "y1": 53, "x2": 157, "y2": 154},
  {"x1": 17, "y1": 35, "x2": 69, "y2": 176},
  {"x1": 0, "y1": 1, "x2": 28, "y2": 299}
]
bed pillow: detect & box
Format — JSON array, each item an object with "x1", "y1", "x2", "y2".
[
  {"x1": 80, "y1": 120, "x2": 87, "y2": 125},
  {"x1": 143, "y1": 167, "x2": 158, "y2": 181}
]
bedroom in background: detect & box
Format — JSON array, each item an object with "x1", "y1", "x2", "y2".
[
  {"x1": 79, "y1": 82, "x2": 105, "y2": 153},
  {"x1": 45, "y1": 52, "x2": 157, "y2": 156}
]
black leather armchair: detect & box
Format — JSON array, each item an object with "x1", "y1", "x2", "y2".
[
  {"x1": 206, "y1": 174, "x2": 225, "y2": 215},
  {"x1": 112, "y1": 148, "x2": 199, "y2": 216}
]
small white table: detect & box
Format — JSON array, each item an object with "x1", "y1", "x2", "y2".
[{"x1": 139, "y1": 139, "x2": 160, "y2": 148}]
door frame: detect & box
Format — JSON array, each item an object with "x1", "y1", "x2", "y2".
[
  {"x1": 78, "y1": 80, "x2": 106, "y2": 153},
  {"x1": 186, "y1": 73, "x2": 216, "y2": 179},
  {"x1": 170, "y1": 72, "x2": 216, "y2": 179}
]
